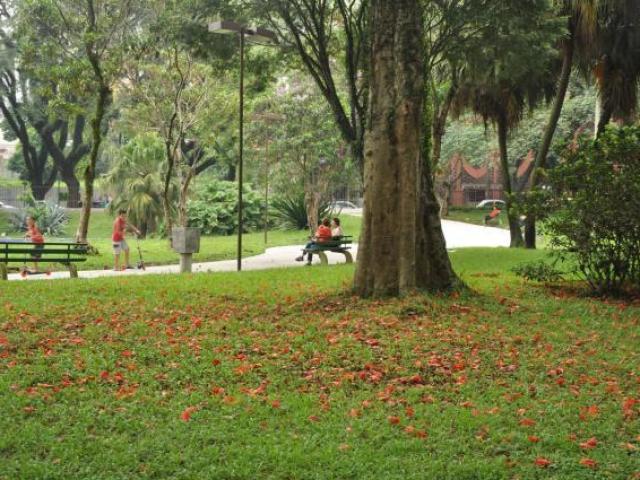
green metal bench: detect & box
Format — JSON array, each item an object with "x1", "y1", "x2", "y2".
[
  {"x1": 306, "y1": 236, "x2": 354, "y2": 265},
  {"x1": 0, "y1": 239, "x2": 89, "y2": 280}
]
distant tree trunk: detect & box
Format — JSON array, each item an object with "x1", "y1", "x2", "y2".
[
  {"x1": 77, "y1": 83, "x2": 111, "y2": 242},
  {"x1": 163, "y1": 140, "x2": 176, "y2": 239},
  {"x1": 497, "y1": 113, "x2": 523, "y2": 248},
  {"x1": 431, "y1": 75, "x2": 458, "y2": 172},
  {"x1": 61, "y1": 169, "x2": 81, "y2": 208},
  {"x1": 596, "y1": 99, "x2": 613, "y2": 138},
  {"x1": 525, "y1": 37, "x2": 574, "y2": 249},
  {"x1": 354, "y1": 0, "x2": 457, "y2": 297}
]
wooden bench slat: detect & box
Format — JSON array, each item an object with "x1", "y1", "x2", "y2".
[
  {"x1": 1, "y1": 258, "x2": 87, "y2": 263},
  {"x1": 0, "y1": 248, "x2": 88, "y2": 255}
]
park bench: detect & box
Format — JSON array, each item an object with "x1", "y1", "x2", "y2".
[
  {"x1": 306, "y1": 235, "x2": 354, "y2": 265},
  {"x1": 0, "y1": 239, "x2": 89, "y2": 280}
]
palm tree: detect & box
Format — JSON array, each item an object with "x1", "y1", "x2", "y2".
[
  {"x1": 452, "y1": 0, "x2": 564, "y2": 248},
  {"x1": 524, "y1": 0, "x2": 640, "y2": 247},
  {"x1": 104, "y1": 133, "x2": 175, "y2": 237}
]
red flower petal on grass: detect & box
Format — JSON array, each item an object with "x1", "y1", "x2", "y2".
[
  {"x1": 534, "y1": 457, "x2": 551, "y2": 468},
  {"x1": 579, "y1": 458, "x2": 597, "y2": 469},
  {"x1": 388, "y1": 416, "x2": 401, "y2": 425},
  {"x1": 579, "y1": 437, "x2": 598, "y2": 449},
  {"x1": 519, "y1": 418, "x2": 536, "y2": 427},
  {"x1": 180, "y1": 406, "x2": 197, "y2": 422},
  {"x1": 528, "y1": 435, "x2": 540, "y2": 443}
]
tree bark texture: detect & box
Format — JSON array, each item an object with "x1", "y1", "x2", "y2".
[
  {"x1": 77, "y1": 84, "x2": 111, "y2": 242},
  {"x1": 497, "y1": 114, "x2": 523, "y2": 248},
  {"x1": 354, "y1": 0, "x2": 457, "y2": 297},
  {"x1": 524, "y1": 38, "x2": 574, "y2": 248},
  {"x1": 37, "y1": 115, "x2": 89, "y2": 208}
]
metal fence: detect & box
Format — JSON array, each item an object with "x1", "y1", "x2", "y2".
[{"x1": 0, "y1": 185, "x2": 62, "y2": 209}]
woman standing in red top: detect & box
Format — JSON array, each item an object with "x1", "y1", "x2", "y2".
[{"x1": 25, "y1": 216, "x2": 44, "y2": 272}]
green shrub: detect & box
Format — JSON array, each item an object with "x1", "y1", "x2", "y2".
[
  {"x1": 10, "y1": 200, "x2": 69, "y2": 237},
  {"x1": 543, "y1": 126, "x2": 640, "y2": 294},
  {"x1": 271, "y1": 192, "x2": 333, "y2": 230},
  {"x1": 187, "y1": 180, "x2": 263, "y2": 235},
  {"x1": 512, "y1": 260, "x2": 563, "y2": 283}
]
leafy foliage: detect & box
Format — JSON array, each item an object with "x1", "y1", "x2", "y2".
[
  {"x1": 512, "y1": 260, "x2": 564, "y2": 283},
  {"x1": 104, "y1": 133, "x2": 170, "y2": 237},
  {"x1": 271, "y1": 192, "x2": 333, "y2": 230},
  {"x1": 9, "y1": 199, "x2": 69, "y2": 237},
  {"x1": 187, "y1": 180, "x2": 263, "y2": 235},
  {"x1": 543, "y1": 126, "x2": 640, "y2": 294}
]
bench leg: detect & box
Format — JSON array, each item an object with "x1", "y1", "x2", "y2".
[
  {"x1": 68, "y1": 264, "x2": 78, "y2": 279},
  {"x1": 342, "y1": 251, "x2": 354, "y2": 264},
  {"x1": 0, "y1": 263, "x2": 7, "y2": 281},
  {"x1": 318, "y1": 251, "x2": 329, "y2": 266}
]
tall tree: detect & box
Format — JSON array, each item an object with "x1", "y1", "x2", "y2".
[
  {"x1": 452, "y1": 0, "x2": 565, "y2": 248},
  {"x1": 254, "y1": 0, "x2": 369, "y2": 173},
  {"x1": 0, "y1": 6, "x2": 58, "y2": 200},
  {"x1": 19, "y1": 0, "x2": 142, "y2": 241},
  {"x1": 354, "y1": 0, "x2": 456, "y2": 297},
  {"x1": 524, "y1": 0, "x2": 640, "y2": 247}
]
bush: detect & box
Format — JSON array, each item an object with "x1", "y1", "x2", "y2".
[
  {"x1": 10, "y1": 200, "x2": 69, "y2": 237},
  {"x1": 512, "y1": 260, "x2": 563, "y2": 283},
  {"x1": 543, "y1": 126, "x2": 640, "y2": 294},
  {"x1": 271, "y1": 193, "x2": 333, "y2": 230},
  {"x1": 187, "y1": 180, "x2": 263, "y2": 235}
]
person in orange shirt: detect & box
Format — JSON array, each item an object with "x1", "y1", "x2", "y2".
[
  {"x1": 296, "y1": 218, "x2": 332, "y2": 265},
  {"x1": 112, "y1": 209, "x2": 140, "y2": 271},
  {"x1": 484, "y1": 203, "x2": 502, "y2": 225},
  {"x1": 24, "y1": 216, "x2": 44, "y2": 272}
]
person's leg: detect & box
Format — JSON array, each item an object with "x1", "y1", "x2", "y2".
[
  {"x1": 124, "y1": 241, "x2": 131, "y2": 268},
  {"x1": 113, "y1": 242, "x2": 121, "y2": 270},
  {"x1": 296, "y1": 241, "x2": 315, "y2": 262}
]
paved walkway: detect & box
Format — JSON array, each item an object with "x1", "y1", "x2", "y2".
[{"x1": 6, "y1": 220, "x2": 509, "y2": 281}]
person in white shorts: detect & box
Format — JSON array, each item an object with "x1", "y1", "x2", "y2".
[{"x1": 112, "y1": 209, "x2": 140, "y2": 271}]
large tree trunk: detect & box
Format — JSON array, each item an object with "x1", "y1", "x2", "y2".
[
  {"x1": 497, "y1": 114, "x2": 523, "y2": 248},
  {"x1": 354, "y1": 0, "x2": 457, "y2": 297},
  {"x1": 525, "y1": 38, "x2": 574, "y2": 249}
]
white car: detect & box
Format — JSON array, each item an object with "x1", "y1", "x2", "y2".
[
  {"x1": 0, "y1": 201, "x2": 17, "y2": 210},
  {"x1": 476, "y1": 199, "x2": 505, "y2": 209},
  {"x1": 330, "y1": 200, "x2": 359, "y2": 210}
]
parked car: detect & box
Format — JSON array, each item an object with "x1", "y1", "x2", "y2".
[
  {"x1": 330, "y1": 200, "x2": 359, "y2": 210},
  {"x1": 0, "y1": 201, "x2": 17, "y2": 210},
  {"x1": 475, "y1": 199, "x2": 505, "y2": 209}
]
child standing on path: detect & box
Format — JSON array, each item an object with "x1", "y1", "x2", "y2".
[
  {"x1": 24, "y1": 216, "x2": 44, "y2": 273},
  {"x1": 112, "y1": 210, "x2": 140, "y2": 271}
]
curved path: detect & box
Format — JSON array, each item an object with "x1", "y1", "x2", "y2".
[{"x1": 6, "y1": 220, "x2": 509, "y2": 281}]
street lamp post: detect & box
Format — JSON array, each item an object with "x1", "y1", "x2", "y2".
[{"x1": 209, "y1": 20, "x2": 277, "y2": 271}]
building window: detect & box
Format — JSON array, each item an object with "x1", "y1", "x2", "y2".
[{"x1": 465, "y1": 189, "x2": 486, "y2": 204}]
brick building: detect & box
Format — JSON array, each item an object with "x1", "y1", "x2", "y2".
[{"x1": 448, "y1": 151, "x2": 535, "y2": 207}]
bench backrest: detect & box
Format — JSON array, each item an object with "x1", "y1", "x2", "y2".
[{"x1": 0, "y1": 240, "x2": 89, "y2": 263}]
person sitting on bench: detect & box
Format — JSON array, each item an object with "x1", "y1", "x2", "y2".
[
  {"x1": 296, "y1": 218, "x2": 332, "y2": 265},
  {"x1": 331, "y1": 217, "x2": 343, "y2": 238},
  {"x1": 484, "y1": 203, "x2": 502, "y2": 225},
  {"x1": 24, "y1": 216, "x2": 44, "y2": 273}
]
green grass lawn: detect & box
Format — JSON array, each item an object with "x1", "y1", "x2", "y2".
[
  {"x1": 1, "y1": 210, "x2": 362, "y2": 271},
  {"x1": 1, "y1": 249, "x2": 638, "y2": 479}
]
